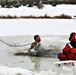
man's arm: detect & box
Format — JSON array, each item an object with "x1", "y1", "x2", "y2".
[
  {"x1": 28, "y1": 42, "x2": 37, "y2": 53},
  {"x1": 30, "y1": 42, "x2": 37, "y2": 49}
]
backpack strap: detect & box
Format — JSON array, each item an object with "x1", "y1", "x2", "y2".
[{"x1": 68, "y1": 43, "x2": 73, "y2": 49}]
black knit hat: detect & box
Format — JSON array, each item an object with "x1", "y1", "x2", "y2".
[{"x1": 69, "y1": 32, "x2": 76, "y2": 41}]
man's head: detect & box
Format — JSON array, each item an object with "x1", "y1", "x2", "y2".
[
  {"x1": 34, "y1": 35, "x2": 41, "y2": 42},
  {"x1": 69, "y1": 32, "x2": 76, "y2": 42}
]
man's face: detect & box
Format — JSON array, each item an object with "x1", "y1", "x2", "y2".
[{"x1": 36, "y1": 36, "x2": 41, "y2": 42}]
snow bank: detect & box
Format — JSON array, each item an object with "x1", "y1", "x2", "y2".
[
  {"x1": 0, "y1": 66, "x2": 33, "y2": 75},
  {"x1": 0, "y1": 64, "x2": 75, "y2": 75},
  {"x1": 0, "y1": 65, "x2": 56, "y2": 75},
  {"x1": 0, "y1": 5, "x2": 76, "y2": 17}
]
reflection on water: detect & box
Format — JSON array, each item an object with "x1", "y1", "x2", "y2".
[{"x1": 29, "y1": 56, "x2": 40, "y2": 72}]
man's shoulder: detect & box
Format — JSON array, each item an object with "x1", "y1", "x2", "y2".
[
  {"x1": 32, "y1": 42, "x2": 37, "y2": 44},
  {"x1": 31, "y1": 42, "x2": 37, "y2": 47},
  {"x1": 30, "y1": 42, "x2": 37, "y2": 49}
]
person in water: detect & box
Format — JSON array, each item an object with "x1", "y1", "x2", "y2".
[
  {"x1": 28, "y1": 35, "x2": 41, "y2": 55},
  {"x1": 58, "y1": 32, "x2": 76, "y2": 61}
]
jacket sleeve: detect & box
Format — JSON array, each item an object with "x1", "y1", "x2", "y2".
[
  {"x1": 69, "y1": 48, "x2": 76, "y2": 54},
  {"x1": 63, "y1": 44, "x2": 71, "y2": 54}
]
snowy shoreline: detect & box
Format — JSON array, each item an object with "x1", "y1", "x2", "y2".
[
  {"x1": 0, "y1": 14, "x2": 72, "y2": 19},
  {"x1": 0, "y1": 5, "x2": 76, "y2": 18}
]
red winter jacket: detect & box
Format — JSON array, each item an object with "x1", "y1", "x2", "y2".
[
  {"x1": 63, "y1": 32, "x2": 76, "y2": 54},
  {"x1": 63, "y1": 43, "x2": 76, "y2": 54}
]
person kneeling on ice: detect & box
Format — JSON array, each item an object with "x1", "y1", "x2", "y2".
[
  {"x1": 58, "y1": 32, "x2": 76, "y2": 61},
  {"x1": 28, "y1": 35, "x2": 42, "y2": 56}
]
